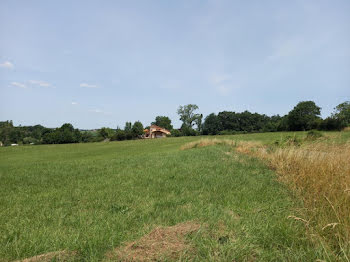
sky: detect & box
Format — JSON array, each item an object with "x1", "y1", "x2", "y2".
[{"x1": 1, "y1": 0, "x2": 349, "y2": 129}]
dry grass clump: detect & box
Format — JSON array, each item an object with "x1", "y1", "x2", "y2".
[
  {"x1": 106, "y1": 222, "x2": 201, "y2": 261},
  {"x1": 181, "y1": 137, "x2": 350, "y2": 257},
  {"x1": 180, "y1": 139, "x2": 237, "y2": 150},
  {"x1": 15, "y1": 250, "x2": 78, "y2": 262},
  {"x1": 236, "y1": 141, "x2": 350, "y2": 258}
]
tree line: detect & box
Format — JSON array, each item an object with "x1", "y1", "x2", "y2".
[
  {"x1": 1, "y1": 100, "x2": 349, "y2": 146},
  {"x1": 201, "y1": 101, "x2": 350, "y2": 135}
]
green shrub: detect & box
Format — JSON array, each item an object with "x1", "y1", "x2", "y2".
[
  {"x1": 171, "y1": 129, "x2": 182, "y2": 137},
  {"x1": 306, "y1": 130, "x2": 323, "y2": 140}
]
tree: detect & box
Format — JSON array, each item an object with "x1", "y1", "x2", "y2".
[
  {"x1": 195, "y1": 114, "x2": 203, "y2": 132},
  {"x1": 319, "y1": 117, "x2": 344, "y2": 131},
  {"x1": 60, "y1": 123, "x2": 74, "y2": 132},
  {"x1": 99, "y1": 127, "x2": 114, "y2": 139},
  {"x1": 42, "y1": 123, "x2": 82, "y2": 144},
  {"x1": 202, "y1": 113, "x2": 221, "y2": 135},
  {"x1": 0, "y1": 121, "x2": 15, "y2": 145},
  {"x1": 124, "y1": 122, "x2": 132, "y2": 132},
  {"x1": 132, "y1": 121, "x2": 144, "y2": 137},
  {"x1": 177, "y1": 104, "x2": 201, "y2": 129},
  {"x1": 171, "y1": 129, "x2": 182, "y2": 137},
  {"x1": 8, "y1": 128, "x2": 23, "y2": 144},
  {"x1": 23, "y1": 137, "x2": 39, "y2": 144},
  {"x1": 151, "y1": 116, "x2": 173, "y2": 130},
  {"x1": 112, "y1": 128, "x2": 127, "y2": 141},
  {"x1": 81, "y1": 131, "x2": 94, "y2": 143},
  {"x1": 217, "y1": 111, "x2": 239, "y2": 131},
  {"x1": 124, "y1": 122, "x2": 133, "y2": 139},
  {"x1": 287, "y1": 101, "x2": 321, "y2": 131},
  {"x1": 181, "y1": 123, "x2": 198, "y2": 136},
  {"x1": 333, "y1": 101, "x2": 350, "y2": 127},
  {"x1": 99, "y1": 128, "x2": 109, "y2": 139}
]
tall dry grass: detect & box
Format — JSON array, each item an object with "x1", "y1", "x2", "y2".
[
  {"x1": 182, "y1": 138, "x2": 350, "y2": 259},
  {"x1": 180, "y1": 138, "x2": 237, "y2": 150},
  {"x1": 236, "y1": 141, "x2": 350, "y2": 259}
]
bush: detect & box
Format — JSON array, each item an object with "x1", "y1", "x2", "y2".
[
  {"x1": 306, "y1": 130, "x2": 323, "y2": 140},
  {"x1": 111, "y1": 129, "x2": 127, "y2": 141},
  {"x1": 22, "y1": 137, "x2": 39, "y2": 144},
  {"x1": 180, "y1": 126, "x2": 198, "y2": 136},
  {"x1": 282, "y1": 136, "x2": 301, "y2": 146},
  {"x1": 318, "y1": 117, "x2": 345, "y2": 131},
  {"x1": 171, "y1": 129, "x2": 182, "y2": 137}
]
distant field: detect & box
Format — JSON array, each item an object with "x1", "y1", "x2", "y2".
[{"x1": 1, "y1": 131, "x2": 349, "y2": 261}]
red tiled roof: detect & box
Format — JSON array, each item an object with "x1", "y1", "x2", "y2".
[{"x1": 150, "y1": 125, "x2": 170, "y2": 132}]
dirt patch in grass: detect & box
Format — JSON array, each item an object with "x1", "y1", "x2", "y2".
[
  {"x1": 15, "y1": 250, "x2": 77, "y2": 262},
  {"x1": 106, "y1": 221, "x2": 201, "y2": 261}
]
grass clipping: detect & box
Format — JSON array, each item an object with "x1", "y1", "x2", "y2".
[
  {"x1": 15, "y1": 251, "x2": 77, "y2": 262},
  {"x1": 182, "y1": 138, "x2": 350, "y2": 258},
  {"x1": 106, "y1": 222, "x2": 201, "y2": 261}
]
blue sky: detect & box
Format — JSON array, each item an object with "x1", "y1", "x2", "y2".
[{"x1": 1, "y1": 0, "x2": 349, "y2": 129}]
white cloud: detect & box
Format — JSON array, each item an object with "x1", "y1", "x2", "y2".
[
  {"x1": 210, "y1": 73, "x2": 232, "y2": 85},
  {"x1": 216, "y1": 85, "x2": 232, "y2": 96},
  {"x1": 210, "y1": 73, "x2": 238, "y2": 96},
  {"x1": 29, "y1": 80, "x2": 54, "y2": 88},
  {"x1": 266, "y1": 37, "x2": 305, "y2": 62},
  {"x1": 88, "y1": 109, "x2": 111, "y2": 115},
  {"x1": 0, "y1": 61, "x2": 14, "y2": 69},
  {"x1": 71, "y1": 102, "x2": 78, "y2": 105},
  {"x1": 80, "y1": 83, "x2": 99, "y2": 88},
  {"x1": 89, "y1": 109, "x2": 103, "y2": 113},
  {"x1": 11, "y1": 82, "x2": 26, "y2": 88}
]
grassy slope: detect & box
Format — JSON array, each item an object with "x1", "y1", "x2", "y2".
[{"x1": 1, "y1": 132, "x2": 344, "y2": 261}]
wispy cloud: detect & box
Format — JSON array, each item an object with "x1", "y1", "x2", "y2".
[
  {"x1": 0, "y1": 61, "x2": 14, "y2": 69},
  {"x1": 80, "y1": 83, "x2": 99, "y2": 88},
  {"x1": 71, "y1": 102, "x2": 78, "y2": 105},
  {"x1": 266, "y1": 37, "x2": 306, "y2": 62},
  {"x1": 210, "y1": 73, "x2": 238, "y2": 96},
  {"x1": 216, "y1": 85, "x2": 233, "y2": 95},
  {"x1": 159, "y1": 81, "x2": 181, "y2": 90},
  {"x1": 88, "y1": 109, "x2": 111, "y2": 115},
  {"x1": 11, "y1": 82, "x2": 26, "y2": 88},
  {"x1": 210, "y1": 73, "x2": 232, "y2": 85},
  {"x1": 29, "y1": 80, "x2": 55, "y2": 88}
]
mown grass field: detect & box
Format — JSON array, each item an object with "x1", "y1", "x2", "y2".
[{"x1": 1, "y1": 131, "x2": 349, "y2": 261}]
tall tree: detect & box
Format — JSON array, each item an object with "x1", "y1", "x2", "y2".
[
  {"x1": 202, "y1": 113, "x2": 221, "y2": 135},
  {"x1": 195, "y1": 114, "x2": 203, "y2": 132},
  {"x1": 151, "y1": 116, "x2": 173, "y2": 130},
  {"x1": 124, "y1": 122, "x2": 132, "y2": 132},
  {"x1": 333, "y1": 101, "x2": 350, "y2": 127},
  {"x1": 287, "y1": 101, "x2": 321, "y2": 131},
  {"x1": 132, "y1": 121, "x2": 144, "y2": 137},
  {"x1": 177, "y1": 104, "x2": 201, "y2": 129},
  {"x1": 99, "y1": 127, "x2": 114, "y2": 139}
]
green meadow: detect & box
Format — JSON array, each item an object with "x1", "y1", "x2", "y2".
[{"x1": 1, "y1": 132, "x2": 349, "y2": 261}]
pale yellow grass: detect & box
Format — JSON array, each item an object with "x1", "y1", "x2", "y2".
[
  {"x1": 236, "y1": 141, "x2": 350, "y2": 258},
  {"x1": 181, "y1": 138, "x2": 350, "y2": 258},
  {"x1": 180, "y1": 138, "x2": 237, "y2": 150}
]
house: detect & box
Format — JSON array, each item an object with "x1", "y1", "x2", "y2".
[{"x1": 143, "y1": 125, "x2": 171, "y2": 138}]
